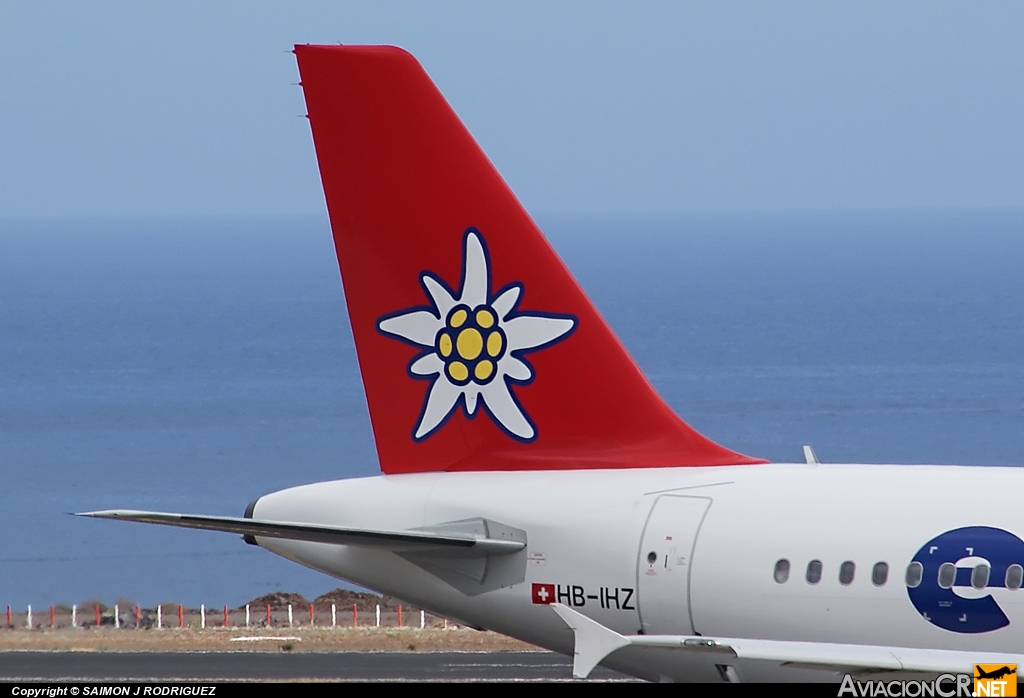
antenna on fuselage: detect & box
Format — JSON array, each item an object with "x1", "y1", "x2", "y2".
[{"x1": 803, "y1": 445, "x2": 820, "y2": 465}]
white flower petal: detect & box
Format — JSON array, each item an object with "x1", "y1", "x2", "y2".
[
  {"x1": 492, "y1": 285, "x2": 521, "y2": 321},
  {"x1": 410, "y1": 353, "x2": 443, "y2": 377},
  {"x1": 459, "y1": 232, "x2": 488, "y2": 307},
  {"x1": 479, "y1": 380, "x2": 535, "y2": 440},
  {"x1": 503, "y1": 315, "x2": 576, "y2": 352},
  {"x1": 499, "y1": 356, "x2": 532, "y2": 382},
  {"x1": 422, "y1": 275, "x2": 457, "y2": 317},
  {"x1": 465, "y1": 388, "x2": 479, "y2": 415},
  {"x1": 414, "y1": 378, "x2": 463, "y2": 439},
  {"x1": 378, "y1": 311, "x2": 441, "y2": 347}
]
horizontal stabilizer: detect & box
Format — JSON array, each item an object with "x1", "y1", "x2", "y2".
[
  {"x1": 551, "y1": 603, "x2": 1024, "y2": 679},
  {"x1": 76, "y1": 510, "x2": 525, "y2": 557}
]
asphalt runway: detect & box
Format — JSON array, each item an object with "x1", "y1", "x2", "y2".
[{"x1": 0, "y1": 651, "x2": 633, "y2": 682}]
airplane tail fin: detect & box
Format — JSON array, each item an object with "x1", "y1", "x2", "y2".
[{"x1": 294, "y1": 44, "x2": 764, "y2": 474}]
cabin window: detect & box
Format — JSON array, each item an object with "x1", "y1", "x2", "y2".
[
  {"x1": 839, "y1": 560, "x2": 855, "y2": 585},
  {"x1": 774, "y1": 559, "x2": 790, "y2": 584},
  {"x1": 872, "y1": 562, "x2": 889, "y2": 586},
  {"x1": 1006, "y1": 564, "x2": 1023, "y2": 591},
  {"x1": 905, "y1": 561, "x2": 923, "y2": 588},
  {"x1": 938, "y1": 562, "x2": 956, "y2": 589},
  {"x1": 806, "y1": 559, "x2": 822, "y2": 584},
  {"x1": 971, "y1": 564, "x2": 991, "y2": 590}
]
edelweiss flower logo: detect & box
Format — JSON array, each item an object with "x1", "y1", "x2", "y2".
[{"x1": 378, "y1": 229, "x2": 576, "y2": 442}]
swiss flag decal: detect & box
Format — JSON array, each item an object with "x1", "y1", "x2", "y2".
[{"x1": 532, "y1": 583, "x2": 555, "y2": 605}]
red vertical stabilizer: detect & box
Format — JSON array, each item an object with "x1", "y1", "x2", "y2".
[{"x1": 295, "y1": 44, "x2": 765, "y2": 474}]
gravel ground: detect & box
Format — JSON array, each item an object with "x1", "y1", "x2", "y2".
[{"x1": 0, "y1": 626, "x2": 539, "y2": 653}]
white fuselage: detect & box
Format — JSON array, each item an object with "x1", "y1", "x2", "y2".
[{"x1": 251, "y1": 463, "x2": 1024, "y2": 681}]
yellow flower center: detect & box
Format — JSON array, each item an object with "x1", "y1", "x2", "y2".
[
  {"x1": 456, "y1": 328, "x2": 483, "y2": 360},
  {"x1": 436, "y1": 304, "x2": 506, "y2": 386}
]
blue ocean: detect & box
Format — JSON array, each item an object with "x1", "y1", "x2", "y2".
[{"x1": 2, "y1": 211, "x2": 1023, "y2": 608}]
